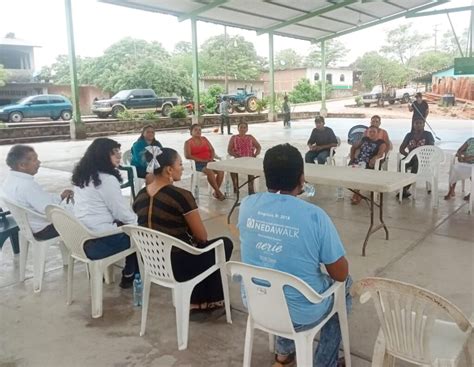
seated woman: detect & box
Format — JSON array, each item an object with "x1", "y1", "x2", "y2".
[
  {"x1": 399, "y1": 118, "x2": 435, "y2": 199},
  {"x1": 349, "y1": 126, "x2": 386, "y2": 204},
  {"x1": 133, "y1": 146, "x2": 233, "y2": 320},
  {"x1": 364, "y1": 115, "x2": 391, "y2": 154},
  {"x1": 444, "y1": 137, "x2": 474, "y2": 201},
  {"x1": 72, "y1": 138, "x2": 139, "y2": 289},
  {"x1": 131, "y1": 125, "x2": 163, "y2": 179},
  {"x1": 227, "y1": 122, "x2": 261, "y2": 194},
  {"x1": 184, "y1": 124, "x2": 225, "y2": 201}
]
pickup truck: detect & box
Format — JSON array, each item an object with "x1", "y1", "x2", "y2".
[
  {"x1": 361, "y1": 85, "x2": 417, "y2": 107},
  {"x1": 92, "y1": 89, "x2": 179, "y2": 118}
]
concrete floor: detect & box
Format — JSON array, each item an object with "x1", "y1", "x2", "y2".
[{"x1": 0, "y1": 118, "x2": 473, "y2": 366}]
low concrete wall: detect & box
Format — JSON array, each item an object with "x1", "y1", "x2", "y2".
[
  {"x1": 0, "y1": 111, "x2": 365, "y2": 145},
  {"x1": 0, "y1": 113, "x2": 268, "y2": 145}
]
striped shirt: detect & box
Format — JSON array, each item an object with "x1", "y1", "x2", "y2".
[{"x1": 133, "y1": 185, "x2": 198, "y2": 245}]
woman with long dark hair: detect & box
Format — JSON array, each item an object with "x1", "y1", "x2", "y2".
[
  {"x1": 72, "y1": 138, "x2": 139, "y2": 288},
  {"x1": 133, "y1": 146, "x2": 233, "y2": 320},
  {"x1": 131, "y1": 125, "x2": 163, "y2": 179}
]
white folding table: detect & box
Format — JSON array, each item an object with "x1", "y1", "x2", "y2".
[{"x1": 208, "y1": 157, "x2": 417, "y2": 256}]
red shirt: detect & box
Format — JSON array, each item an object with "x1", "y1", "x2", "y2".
[{"x1": 187, "y1": 137, "x2": 212, "y2": 160}]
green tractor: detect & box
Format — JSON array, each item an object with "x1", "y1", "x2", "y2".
[{"x1": 215, "y1": 87, "x2": 258, "y2": 114}]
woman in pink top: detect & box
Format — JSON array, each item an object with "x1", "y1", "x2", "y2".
[
  {"x1": 227, "y1": 122, "x2": 261, "y2": 194},
  {"x1": 184, "y1": 124, "x2": 225, "y2": 200}
]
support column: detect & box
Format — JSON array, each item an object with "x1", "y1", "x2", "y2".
[
  {"x1": 268, "y1": 32, "x2": 277, "y2": 122},
  {"x1": 320, "y1": 40, "x2": 327, "y2": 117},
  {"x1": 224, "y1": 25, "x2": 228, "y2": 94},
  {"x1": 469, "y1": 6, "x2": 473, "y2": 58},
  {"x1": 191, "y1": 17, "x2": 201, "y2": 125},
  {"x1": 64, "y1": 0, "x2": 85, "y2": 139}
]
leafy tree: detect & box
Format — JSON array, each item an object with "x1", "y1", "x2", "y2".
[
  {"x1": 200, "y1": 84, "x2": 223, "y2": 114},
  {"x1": 288, "y1": 78, "x2": 331, "y2": 103},
  {"x1": 199, "y1": 34, "x2": 261, "y2": 80},
  {"x1": 274, "y1": 49, "x2": 302, "y2": 70},
  {"x1": 440, "y1": 29, "x2": 469, "y2": 57},
  {"x1": 171, "y1": 41, "x2": 193, "y2": 76},
  {"x1": 380, "y1": 23, "x2": 429, "y2": 65},
  {"x1": 305, "y1": 39, "x2": 348, "y2": 67},
  {"x1": 411, "y1": 51, "x2": 453, "y2": 73},
  {"x1": 354, "y1": 52, "x2": 410, "y2": 90},
  {"x1": 0, "y1": 64, "x2": 7, "y2": 87}
]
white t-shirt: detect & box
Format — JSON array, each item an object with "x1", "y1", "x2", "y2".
[{"x1": 73, "y1": 173, "x2": 137, "y2": 236}]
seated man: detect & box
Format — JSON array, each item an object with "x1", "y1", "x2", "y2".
[
  {"x1": 2, "y1": 145, "x2": 73, "y2": 240},
  {"x1": 238, "y1": 143, "x2": 350, "y2": 367},
  {"x1": 364, "y1": 115, "x2": 390, "y2": 153},
  {"x1": 305, "y1": 116, "x2": 338, "y2": 165},
  {"x1": 399, "y1": 118, "x2": 435, "y2": 198}
]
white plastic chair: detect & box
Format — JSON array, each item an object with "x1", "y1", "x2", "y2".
[
  {"x1": 449, "y1": 155, "x2": 468, "y2": 193},
  {"x1": 189, "y1": 159, "x2": 213, "y2": 199},
  {"x1": 312, "y1": 137, "x2": 341, "y2": 166},
  {"x1": 354, "y1": 277, "x2": 472, "y2": 367},
  {"x1": 374, "y1": 141, "x2": 393, "y2": 171},
  {"x1": 121, "y1": 149, "x2": 144, "y2": 201},
  {"x1": 46, "y1": 205, "x2": 137, "y2": 318},
  {"x1": 0, "y1": 197, "x2": 68, "y2": 293},
  {"x1": 397, "y1": 146, "x2": 445, "y2": 207},
  {"x1": 122, "y1": 225, "x2": 232, "y2": 350},
  {"x1": 226, "y1": 261, "x2": 351, "y2": 367}
]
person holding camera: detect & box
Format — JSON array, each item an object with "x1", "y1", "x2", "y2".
[{"x1": 408, "y1": 92, "x2": 429, "y2": 130}]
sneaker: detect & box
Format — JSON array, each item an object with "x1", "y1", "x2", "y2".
[{"x1": 119, "y1": 275, "x2": 134, "y2": 289}]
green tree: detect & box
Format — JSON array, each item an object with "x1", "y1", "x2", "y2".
[
  {"x1": 305, "y1": 39, "x2": 348, "y2": 67},
  {"x1": 411, "y1": 51, "x2": 453, "y2": 73},
  {"x1": 200, "y1": 84, "x2": 224, "y2": 114},
  {"x1": 288, "y1": 78, "x2": 331, "y2": 103},
  {"x1": 354, "y1": 52, "x2": 410, "y2": 90},
  {"x1": 0, "y1": 64, "x2": 7, "y2": 87},
  {"x1": 171, "y1": 41, "x2": 193, "y2": 76},
  {"x1": 380, "y1": 23, "x2": 429, "y2": 65},
  {"x1": 440, "y1": 29, "x2": 469, "y2": 56},
  {"x1": 199, "y1": 34, "x2": 261, "y2": 80},
  {"x1": 274, "y1": 49, "x2": 302, "y2": 70}
]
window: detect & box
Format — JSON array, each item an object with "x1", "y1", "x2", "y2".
[
  {"x1": 340, "y1": 74, "x2": 345, "y2": 82},
  {"x1": 313, "y1": 73, "x2": 320, "y2": 81},
  {"x1": 49, "y1": 97, "x2": 65, "y2": 104},
  {"x1": 30, "y1": 96, "x2": 49, "y2": 105},
  {"x1": 326, "y1": 74, "x2": 332, "y2": 84}
]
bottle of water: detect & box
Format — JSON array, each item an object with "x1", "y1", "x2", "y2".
[
  {"x1": 303, "y1": 182, "x2": 316, "y2": 197},
  {"x1": 133, "y1": 274, "x2": 142, "y2": 307},
  {"x1": 193, "y1": 184, "x2": 199, "y2": 201},
  {"x1": 225, "y1": 176, "x2": 231, "y2": 197},
  {"x1": 336, "y1": 187, "x2": 344, "y2": 200},
  {"x1": 358, "y1": 161, "x2": 367, "y2": 169}
]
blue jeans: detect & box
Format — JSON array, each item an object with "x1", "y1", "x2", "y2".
[
  {"x1": 83, "y1": 233, "x2": 138, "y2": 277},
  {"x1": 275, "y1": 277, "x2": 353, "y2": 367},
  {"x1": 305, "y1": 150, "x2": 330, "y2": 165}
]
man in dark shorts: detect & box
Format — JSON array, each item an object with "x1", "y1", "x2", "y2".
[{"x1": 408, "y1": 92, "x2": 429, "y2": 130}]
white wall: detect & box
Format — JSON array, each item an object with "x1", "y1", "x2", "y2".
[{"x1": 305, "y1": 68, "x2": 353, "y2": 87}]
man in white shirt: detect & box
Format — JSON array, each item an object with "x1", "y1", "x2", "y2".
[{"x1": 2, "y1": 145, "x2": 73, "y2": 240}]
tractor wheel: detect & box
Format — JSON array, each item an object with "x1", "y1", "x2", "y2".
[
  {"x1": 388, "y1": 100, "x2": 395, "y2": 105},
  {"x1": 246, "y1": 96, "x2": 258, "y2": 112},
  {"x1": 235, "y1": 105, "x2": 246, "y2": 113},
  {"x1": 364, "y1": 103, "x2": 371, "y2": 108}
]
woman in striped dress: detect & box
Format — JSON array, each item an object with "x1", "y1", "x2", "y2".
[{"x1": 133, "y1": 146, "x2": 233, "y2": 320}]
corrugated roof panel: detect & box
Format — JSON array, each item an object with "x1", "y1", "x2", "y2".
[
  {"x1": 226, "y1": 0, "x2": 304, "y2": 20},
  {"x1": 204, "y1": 7, "x2": 276, "y2": 29}
]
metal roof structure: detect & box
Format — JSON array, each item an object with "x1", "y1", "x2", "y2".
[
  {"x1": 0, "y1": 37, "x2": 40, "y2": 48},
  {"x1": 99, "y1": 0, "x2": 449, "y2": 42}
]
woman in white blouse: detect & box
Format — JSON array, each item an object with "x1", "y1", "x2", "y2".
[{"x1": 72, "y1": 138, "x2": 138, "y2": 289}]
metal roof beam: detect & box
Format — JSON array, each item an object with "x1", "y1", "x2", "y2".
[
  {"x1": 257, "y1": 0, "x2": 359, "y2": 35},
  {"x1": 178, "y1": 0, "x2": 229, "y2": 22},
  {"x1": 405, "y1": 5, "x2": 474, "y2": 18},
  {"x1": 314, "y1": 0, "x2": 449, "y2": 42}
]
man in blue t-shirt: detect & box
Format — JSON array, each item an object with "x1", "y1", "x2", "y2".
[{"x1": 238, "y1": 143, "x2": 351, "y2": 367}]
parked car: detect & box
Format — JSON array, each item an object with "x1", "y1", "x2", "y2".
[
  {"x1": 0, "y1": 94, "x2": 72, "y2": 123},
  {"x1": 91, "y1": 89, "x2": 179, "y2": 118},
  {"x1": 361, "y1": 85, "x2": 417, "y2": 107}
]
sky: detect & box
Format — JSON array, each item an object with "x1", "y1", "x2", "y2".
[{"x1": 0, "y1": 0, "x2": 472, "y2": 72}]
